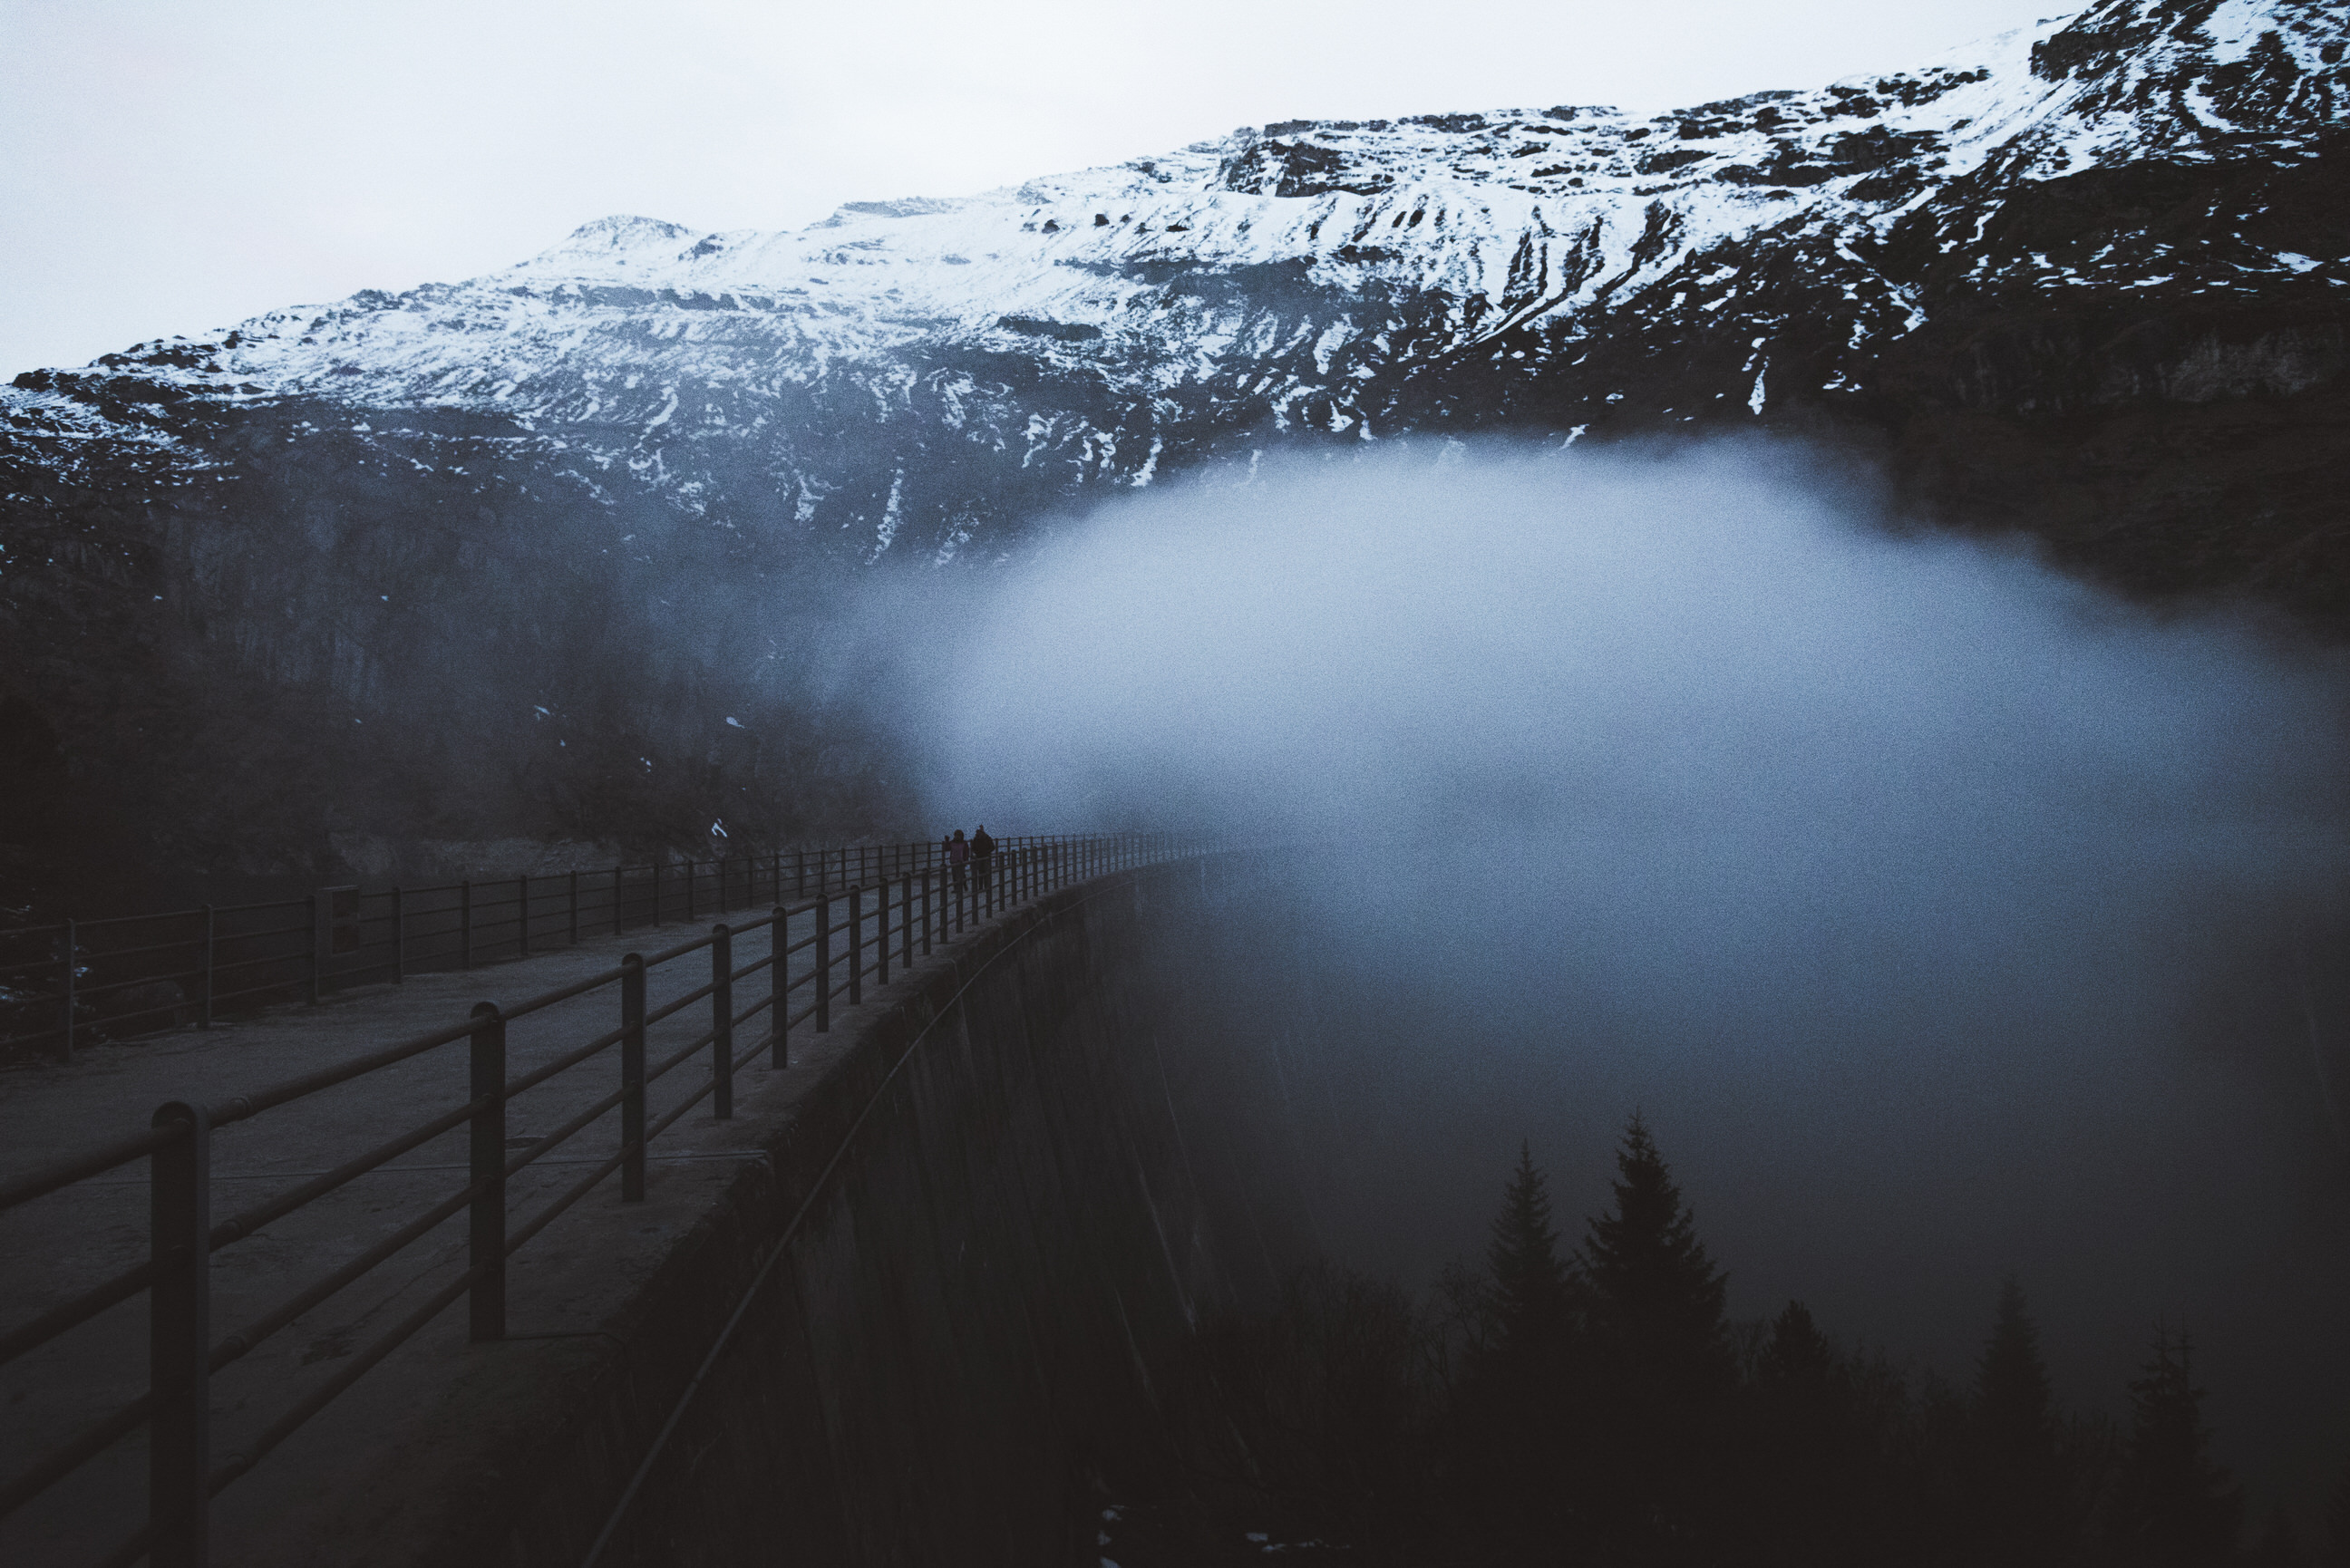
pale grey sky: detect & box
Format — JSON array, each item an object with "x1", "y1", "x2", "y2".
[{"x1": 0, "y1": 0, "x2": 2068, "y2": 376}]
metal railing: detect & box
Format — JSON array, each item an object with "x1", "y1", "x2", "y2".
[
  {"x1": 0, "y1": 830, "x2": 1202, "y2": 1567},
  {"x1": 2, "y1": 837, "x2": 1088, "y2": 1059}
]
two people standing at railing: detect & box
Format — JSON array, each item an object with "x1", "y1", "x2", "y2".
[
  {"x1": 940, "y1": 827, "x2": 996, "y2": 897},
  {"x1": 970, "y1": 826, "x2": 995, "y2": 893}
]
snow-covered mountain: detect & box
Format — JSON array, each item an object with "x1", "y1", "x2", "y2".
[{"x1": 4, "y1": 0, "x2": 2345, "y2": 895}]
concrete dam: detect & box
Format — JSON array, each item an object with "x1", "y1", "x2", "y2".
[{"x1": 0, "y1": 841, "x2": 1326, "y2": 1566}]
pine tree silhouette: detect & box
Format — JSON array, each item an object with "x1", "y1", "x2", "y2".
[
  {"x1": 1747, "y1": 1300, "x2": 1860, "y2": 1566},
  {"x1": 1759, "y1": 1300, "x2": 1838, "y2": 1389},
  {"x1": 1578, "y1": 1112, "x2": 1729, "y2": 1367},
  {"x1": 1576, "y1": 1112, "x2": 1734, "y2": 1562},
  {"x1": 1451, "y1": 1142, "x2": 1579, "y2": 1557},
  {"x1": 1487, "y1": 1140, "x2": 1571, "y2": 1354},
  {"x1": 1967, "y1": 1276, "x2": 2069, "y2": 1559},
  {"x1": 2110, "y1": 1326, "x2": 2244, "y2": 1566}
]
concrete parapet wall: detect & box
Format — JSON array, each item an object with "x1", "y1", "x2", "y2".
[{"x1": 351, "y1": 855, "x2": 1306, "y2": 1568}]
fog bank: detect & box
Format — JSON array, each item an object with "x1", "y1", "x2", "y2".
[{"x1": 915, "y1": 441, "x2": 2350, "y2": 1511}]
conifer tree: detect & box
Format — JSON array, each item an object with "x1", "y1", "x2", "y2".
[
  {"x1": 2110, "y1": 1327, "x2": 2243, "y2": 1566},
  {"x1": 1967, "y1": 1276, "x2": 2068, "y2": 1557},
  {"x1": 1452, "y1": 1142, "x2": 1580, "y2": 1556},
  {"x1": 1486, "y1": 1140, "x2": 1570, "y2": 1354},
  {"x1": 1578, "y1": 1112, "x2": 1729, "y2": 1370},
  {"x1": 1759, "y1": 1300, "x2": 1838, "y2": 1390},
  {"x1": 1575, "y1": 1113, "x2": 1734, "y2": 1559},
  {"x1": 1747, "y1": 1301, "x2": 1859, "y2": 1565}
]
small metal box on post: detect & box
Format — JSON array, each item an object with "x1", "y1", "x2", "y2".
[{"x1": 312, "y1": 886, "x2": 361, "y2": 1004}]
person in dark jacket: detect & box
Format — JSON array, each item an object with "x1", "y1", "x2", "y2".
[
  {"x1": 970, "y1": 825, "x2": 995, "y2": 894},
  {"x1": 947, "y1": 828, "x2": 969, "y2": 894}
]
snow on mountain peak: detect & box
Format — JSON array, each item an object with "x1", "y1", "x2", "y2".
[
  {"x1": 6, "y1": 0, "x2": 2341, "y2": 532},
  {"x1": 528, "y1": 214, "x2": 706, "y2": 273}
]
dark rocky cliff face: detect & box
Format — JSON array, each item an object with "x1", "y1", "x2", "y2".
[{"x1": 4, "y1": 0, "x2": 2345, "y2": 911}]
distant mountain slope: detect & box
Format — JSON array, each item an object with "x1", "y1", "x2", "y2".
[{"x1": 4, "y1": 0, "x2": 2345, "y2": 902}]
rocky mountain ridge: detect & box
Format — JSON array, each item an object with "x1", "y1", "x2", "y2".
[{"x1": 4, "y1": 0, "x2": 2345, "y2": 904}]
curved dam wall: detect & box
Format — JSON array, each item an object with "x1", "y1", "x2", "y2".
[{"x1": 374, "y1": 854, "x2": 1317, "y2": 1567}]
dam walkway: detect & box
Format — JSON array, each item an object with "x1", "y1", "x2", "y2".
[{"x1": 0, "y1": 832, "x2": 1209, "y2": 1567}]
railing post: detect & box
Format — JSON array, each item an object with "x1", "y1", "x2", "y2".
[
  {"x1": 391, "y1": 888, "x2": 405, "y2": 982},
  {"x1": 769, "y1": 907, "x2": 789, "y2": 1070},
  {"x1": 849, "y1": 884, "x2": 863, "y2": 1006},
  {"x1": 150, "y1": 1099, "x2": 210, "y2": 1568},
  {"x1": 468, "y1": 1002, "x2": 506, "y2": 1341},
  {"x1": 199, "y1": 907, "x2": 216, "y2": 1028},
  {"x1": 797, "y1": 848, "x2": 806, "y2": 900},
  {"x1": 621, "y1": 954, "x2": 646, "y2": 1202},
  {"x1": 568, "y1": 869, "x2": 579, "y2": 946},
  {"x1": 712, "y1": 924, "x2": 734, "y2": 1120},
  {"x1": 460, "y1": 881, "x2": 473, "y2": 971},
  {"x1": 921, "y1": 869, "x2": 932, "y2": 956},
  {"x1": 814, "y1": 895, "x2": 830, "y2": 1033},
  {"x1": 900, "y1": 874, "x2": 913, "y2": 972},
  {"x1": 877, "y1": 882, "x2": 890, "y2": 987},
  {"x1": 517, "y1": 876, "x2": 529, "y2": 960}
]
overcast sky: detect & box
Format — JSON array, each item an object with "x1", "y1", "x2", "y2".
[{"x1": 1, "y1": 0, "x2": 2068, "y2": 376}]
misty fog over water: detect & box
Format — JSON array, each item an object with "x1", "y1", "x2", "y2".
[{"x1": 912, "y1": 441, "x2": 2350, "y2": 1507}]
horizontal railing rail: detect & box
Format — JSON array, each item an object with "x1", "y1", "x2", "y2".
[
  {"x1": 0, "y1": 836, "x2": 1103, "y2": 1059},
  {"x1": 0, "y1": 830, "x2": 1208, "y2": 1567}
]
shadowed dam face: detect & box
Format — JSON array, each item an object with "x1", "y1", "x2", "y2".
[{"x1": 910, "y1": 440, "x2": 2350, "y2": 1507}]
